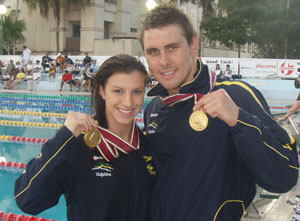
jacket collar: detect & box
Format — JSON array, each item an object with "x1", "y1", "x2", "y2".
[{"x1": 147, "y1": 59, "x2": 211, "y2": 97}]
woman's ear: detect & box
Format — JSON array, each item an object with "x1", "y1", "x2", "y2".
[{"x1": 99, "y1": 85, "x2": 105, "y2": 100}]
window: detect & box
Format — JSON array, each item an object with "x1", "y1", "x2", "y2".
[
  {"x1": 130, "y1": 28, "x2": 137, "y2": 33},
  {"x1": 72, "y1": 23, "x2": 80, "y2": 37}
]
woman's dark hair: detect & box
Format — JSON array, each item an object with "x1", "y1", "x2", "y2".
[{"x1": 91, "y1": 54, "x2": 148, "y2": 128}]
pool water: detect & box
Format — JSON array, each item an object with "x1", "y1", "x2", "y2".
[{"x1": 0, "y1": 125, "x2": 67, "y2": 220}]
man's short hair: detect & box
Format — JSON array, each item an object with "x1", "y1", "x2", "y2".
[{"x1": 139, "y1": 3, "x2": 197, "y2": 49}]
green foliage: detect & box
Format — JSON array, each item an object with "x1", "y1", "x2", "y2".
[
  {"x1": 201, "y1": 0, "x2": 300, "y2": 58},
  {"x1": 22, "y1": 0, "x2": 91, "y2": 17},
  {"x1": 22, "y1": 0, "x2": 90, "y2": 52},
  {"x1": 3, "y1": 10, "x2": 26, "y2": 54}
]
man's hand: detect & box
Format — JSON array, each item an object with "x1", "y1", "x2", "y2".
[
  {"x1": 193, "y1": 89, "x2": 239, "y2": 127},
  {"x1": 64, "y1": 111, "x2": 99, "y2": 137}
]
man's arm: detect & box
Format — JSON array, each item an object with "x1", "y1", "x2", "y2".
[{"x1": 194, "y1": 83, "x2": 299, "y2": 193}]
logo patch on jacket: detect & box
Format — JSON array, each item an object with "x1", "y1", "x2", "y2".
[
  {"x1": 147, "y1": 121, "x2": 158, "y2": 134},
  {"x1": 91, "y1": 163, "x2": 114, "y2": 177},
  {"x1": 143, "y1": 155, "x2": 156, "y2": 175}
]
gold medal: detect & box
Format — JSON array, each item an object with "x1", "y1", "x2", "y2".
[
  {"x1": 84, "y1": 128, "x2": 102, "y2": 149},
  {"x1": 189, "y1": 110, "x2": 208, "y2": 131}
]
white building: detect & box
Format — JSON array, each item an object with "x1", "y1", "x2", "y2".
[{"x1": 4, "y1": 0, "x2": 253, "y2": 57}]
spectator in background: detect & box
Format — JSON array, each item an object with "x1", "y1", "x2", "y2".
[
  {"x1": 82, "y1": 52, "x2": 92, "y2": 73},
  {"x1": 278, "y1": 91, "x2": 300, "y2": 122},
  {"x1": 56, "y1": 53, "x2": 65, "y2": 73},
  {"x1": 15, "y1": 61, "x2": 22, "y2": 74},
  {"x1": 72, "y1": 63, "x2": 82, "y2": 92},
  {"x1": 22, "y1": 45, "x2": 31, "y2": 66},
  {"x1": 25, "y1": 60, "x2": 33, "y2": 76},
  {"x1": 137, "y1": 52, "x2": 149, "y2": 73},
  {"x1": 28, "y1": 66, "x2": 41, "y2": 91},
  {"x1": 6, "y1": 60, "x2": 15, "y2": 75},
  {"x1": 0, "y1": 60, "x2": 2, "y2": 80},
  {"x1": 9, "y1": 68, "x2": 26, "y2": 90},
  {"x1": 224, "y1": 64, "x2": 232, "y2": 80},
  {"x1": 82, "y1": 69, "x2": 92, "y2": 92},
  {"x1": 64, "y1": 55, "x2": 74, "y2": 68},
  {"x1": 48, "y1": 64, "x2": 56, "y2": 82},
  {"x1": 214, "y1": 63, "x2": 223, "y2": 79},
  {"x1": 59, "y1": 69, "x2": 74, "y2": 92},
  {"x1": 89, "y1": 59, "x2": 99, "y2": 75},
  {"x1": 4, "y1": 72, "x2": 17, "y2": 89},
  {"x1": 41, "y1": 52, "x2": 53, "y2": 72},
  {"x1": 34, "y1": 60, "x2": 42, "y2": 71}
]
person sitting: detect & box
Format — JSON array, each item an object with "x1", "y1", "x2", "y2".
[
  {"x1": 4, "y1": 72, "x2": 16, "y2": 89},
  {"x1": 89, "y1": 59, "x2": 99, "y2": 75},
  {"x1": 25, "y1": 60, "x2": 33, "y2": 76},
  {"x1": 15, "y1": 61, "x2": 22, "y2": 74},
  {"x1": 48, "y1": 63, "x2": 56, "y2": 82},
  {"x1": 72, "y1": 63, "x2": 82, "y2": 92},
  {"x1": 82, "y1": 69, "x2": 92, "y2": 92},
  {"x1": 55, "y1": 53, "x2": 65, "y2": 73},
  {"x1": 59, "y1": 69, "x2": 75, "y2": 92},
  {"x1": 224, "y1": 64, "x2": 232, "y2": 80},
  {"x1": 9, "y1": 68, "x2": 26, "y2": 89},
  {"x1": 82, "y1": 52, "x2": 92, "y2": 73},
  {"x1": 28, "y1": 66, "x2": 41, "y2": 91},
  {"x1": 6, "y1": 60, "x2": 15, "y2": 75},
  {"x1": 34, "y1": 60, "x2": 43, "y2": 71},
  {"x1": 41, "y1": 52, "x2": 53, "y2": 72},
  {"x1": 64, "y1": 55, "x2": 74, "y2": 69},
  {"x1": 215, "y1": 64, "x2": 225, "y2": 80}
]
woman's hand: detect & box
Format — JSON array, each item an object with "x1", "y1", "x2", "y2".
[{"x1": 64, "y1": 111, "x2": 99, "y2": 137}]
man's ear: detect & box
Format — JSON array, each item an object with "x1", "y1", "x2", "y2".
[
  {"x1": 99, "y1": 85, "x2": 105, "y2": 100},
  {"x1": 191, "y1": 36, "x2": 199, "y2": 57}
]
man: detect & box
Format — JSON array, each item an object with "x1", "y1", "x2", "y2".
[
  {"x1": 224, "y1": 64, "x2": 232, "y2": 80},
  {"x1": 41, "y1": 52, "x2": 53, "y2": 72},
  {"x1": 82, "y1": 52, "x2": 92, "y2": 69},
  {"x1": 140, "y1": 4, "x2": 299, "y2": 221},
  {"x1": 22, "y1": 45, "x2": 31, "y2": 66},
  {"x1": 59, "y1": 69, "x2": 74, "y2": 92}
]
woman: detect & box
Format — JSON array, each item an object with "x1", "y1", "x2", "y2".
[{"x1": 14, "y1": 54, "x2": 156, "y2": 221}]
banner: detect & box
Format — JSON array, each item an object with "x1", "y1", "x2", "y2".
[
  {"x1": 277, "y1": 60, "x2": 300, "y2": 78},
  {"x1": 239, "y1": 58, "x2": 277, "y2": 78},
  {"x1": 201, "y1": 57, "x2": 239, "y2": 76}
]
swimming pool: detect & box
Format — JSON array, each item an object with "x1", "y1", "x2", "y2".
[{"x1": 0, "y1": 92, "x2": 150, "y2": 221}]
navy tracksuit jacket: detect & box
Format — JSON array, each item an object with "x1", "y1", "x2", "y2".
[
  {"x1": 14, "y1": 126, "x2": 156, "y2": 221},
  {"x1": 144, "y1": 61, "x2": 299, "y2": 221}
]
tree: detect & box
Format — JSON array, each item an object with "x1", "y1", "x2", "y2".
[
  {"x1": 200, "y1": 0, "x2": 300, "y2": 59},
  {"x1": 252, "y1": 0, "x2": 300, "y2": 58},
  {"x1": 201, "y1": 0, "x2": 261, "y2": 58},
  {"x1": 23, "y1": 0, "x2": 90, "y2": 53},
  {"x1": 3, "y1": 11, "x2": 26, "y2": 55},
  {"x1": 196, "y1": 0, "x2": 215, "y2": 57}
]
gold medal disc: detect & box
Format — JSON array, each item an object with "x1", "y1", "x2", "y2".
[
  {"x1": 84, "y1": 128, "x2": 102, "y2": 148},
  {"x1": 189, "y1": 110, "x2": 208, "y2": 131}
]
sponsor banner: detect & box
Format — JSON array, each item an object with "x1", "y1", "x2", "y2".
[
  {"x1": 200, "y1": 57, "x2": 239, "y2": 76},
  {"x1": 277, "y1": 59, "x2": 300, "y2": 78},
  {"x1": 1, "y1": 55, "x2": 300, "y2": 79},
  {"x1": 239, "y1": 58, "x2": 277, "y2": 78}
]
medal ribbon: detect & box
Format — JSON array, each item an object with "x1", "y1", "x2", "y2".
[
  {"x1": 95, "y1": 123, "x2": 140, "y2": 162},
  {"x1": 162, "y1": 67, "x2": 216, "y2": 106}
]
